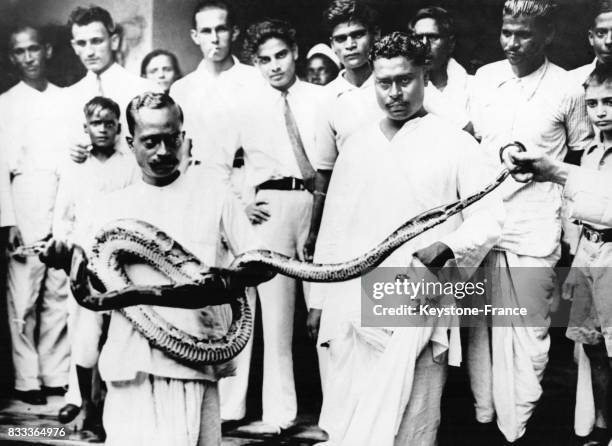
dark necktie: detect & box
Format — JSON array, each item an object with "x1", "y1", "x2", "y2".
[{"x1": 282, "y1": 90, "x2": 315, "y2": 192}]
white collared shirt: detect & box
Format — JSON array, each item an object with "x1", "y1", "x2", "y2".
[
  {"x1": 470, "y1": 58, "x2": 593, "y2": 257},
  {"x1": 310, "y1": 113, "x2": 504, "y2": 344},
  {"x1": 570, "y1": 58, "x2": 598, "y2": 86},
  {"x1": 324, "y1": 69, "x2": 374, "y2": 100},
  {"x1": 170, "y1": 57, "x2": 265, "y2": 171},
  {"x1": 53, "y1": 146, "x2": 139, "y2": 245},
  {"x1": 240, "y1": 79, "x2": 327, "y2": 187},
  {"x1": 0, "y1": 81, "x2": 65, "y2": 230},
  {"x1": 423, "y1": 57, "x2": 472, "y2": 130},
  {"x1": 315, "y1": 73, "x2": 381, "y2": 170},
  {"x1": 564, "y1": 166, "x2": 612, "y2": 227},
  {"x1": 89, "y1": 165, "x2": 260, "y2": 382}
]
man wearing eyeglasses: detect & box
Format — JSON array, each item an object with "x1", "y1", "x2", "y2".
[{"x1": 409, "y1": 6, "x2": 473, "y2": 134}]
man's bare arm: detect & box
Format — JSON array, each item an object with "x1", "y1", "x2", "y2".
[
  {"x1": 501, "y1": 145, "x2": 570, "y2": 185},
  {"x1": 303, "y1": 169, "x2": 332, "y2": 262}
]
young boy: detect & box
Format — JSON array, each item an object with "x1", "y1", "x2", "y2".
[
  {"x1": 566, "y1": 63, "x2": 612, "y2": 445},
  {"x1": 53, "y1": 96, "x2": 138, "y2": 438}
]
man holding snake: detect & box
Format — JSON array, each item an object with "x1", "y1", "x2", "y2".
[
  {"x1": 310, "y1": 31, "x2": 504, "y2": 446},
  {"x1": 44, "y1": 92, "x2": 259, "y2": 446}
]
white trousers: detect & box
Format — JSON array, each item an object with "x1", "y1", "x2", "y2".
[
  {"x1": 103, "y1": 373, "x2": 221, "y2": 446},
  {"x1": 7, "y1": 255, "x2": 69, "y2": 391},
  {"x1": 218, "y1": 287, "x2": 256, "y2": 421},
  {"x1": 467, "y1": 250, "x2": 556, "y2": 442},
  {"x1": 251, "y1": 189, "x2": 312, "y2": 427}
]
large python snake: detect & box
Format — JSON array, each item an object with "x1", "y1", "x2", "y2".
[{"x1": 20, "y1": 143, "x2": 522, "y2": 366}]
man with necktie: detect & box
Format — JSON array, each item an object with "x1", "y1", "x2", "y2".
[{"x1": 236, "y1": 19, "x2": 327, "y2": 435}]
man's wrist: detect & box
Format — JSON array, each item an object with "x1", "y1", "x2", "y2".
[{"x1": 548, "y1": 160, "x2": 570, "y2": 186}]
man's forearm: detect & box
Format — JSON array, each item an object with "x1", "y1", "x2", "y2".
[{"x1": 307, "y1": 170, "x2": 332, "y2": 242}]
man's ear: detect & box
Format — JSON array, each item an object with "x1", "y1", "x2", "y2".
[
  {"x1": 70, "y1": 39, "x2": 78, "y2": 55},
  {"x1": 588, "y1": 28, "x2": 595, "y2": 48},
  {"x1": 116, "y1": 122, "x2": 122, "y2": 136},
  {"x1": 126, "y1": 136, "x2": 133, "y2": 150},
  {"x1": 44, "y1": 43, "x2": 53, "y2": 60},
  {"x1": 448, "y1": 36, "x2": 456, "y2": 55},
  {"x1": 190, "y1": 29, "x2": 199, "y2": 46},
  {"x1": 292, "y1": 44, "x2": 299, "y2": 61},
  {"x1": 83, "y1": 122, "x2": 88, "y2": 134},
  {"x1": 110, "y1": 32, "x2": 120, "y2": 52},
  {"x1": 544, "y1": 24, "x2": 555, "y2": 47},
  {"x1": 423, "y1": 69, "x2": 429, "y2": 86},
  {"x1": 231, "y1": 26, "x2": 240, "y2": 43}
]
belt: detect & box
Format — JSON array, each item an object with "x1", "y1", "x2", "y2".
[
  {"x1": 582, "y1": 224, "x2": 612, "y2": 243},
  {"x1": 256, "y1": 177, "x2": 307, "y2": 192}
]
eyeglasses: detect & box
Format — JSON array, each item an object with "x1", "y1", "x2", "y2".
[
  {"x1": 414, "y1": 32, "x2": 445, "y2": 43},
  {"x1": 331, "y1": 29, "x2": 368, "y2": 44}
]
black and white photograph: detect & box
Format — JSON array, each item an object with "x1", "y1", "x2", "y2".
[{"x1": 0, "y1": 0, "x2": 609, "y2": 445}]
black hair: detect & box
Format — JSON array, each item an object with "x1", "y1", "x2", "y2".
[
  {"x1": 84, "y1": 96, "x2": 121, "y2": 120},
  {"x1": 323, "y1": 0, "x2": 379, "y2": 34},
  {"x1": 244, "y1": 19, "x2": 296, "y2": 59},
  {"x1": 126, "y1": 92, "x2": 184, "y2": 136},
  {"x1": 192, "y1": 0, "x2": 235, "y2": 29},
  {"x1": 409, "y1": 7, "x2": 456, "y2": 37},
  {"x1": 370, "y1": 31, "x2": 429, "y2": 67},
  {"x1": 140, "y1": 49, "x2": 182, "y2": 79},
  {"x1": 68, "y1": 6, "x2": 117, "y2": 35}
]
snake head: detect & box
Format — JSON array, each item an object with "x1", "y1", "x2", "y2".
[{"x1": 229, "y1": 263, "x2": 276, "y2": 288}]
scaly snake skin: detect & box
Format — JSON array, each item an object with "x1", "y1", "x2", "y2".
[{"x1": 26, "y1": 143, "x2": 523, "y2": 366}]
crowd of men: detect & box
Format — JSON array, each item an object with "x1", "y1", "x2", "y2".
[{"x1": 2, "y1": 0, "x2": 612, "y2": 445}]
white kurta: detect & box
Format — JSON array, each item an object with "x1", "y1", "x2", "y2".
[
  {"x1": 312, "y1": 113, "x2": 503, "y2": 446},
  {"x1": 470, "y1": 58, "x2": 592, "y2": 257},
  {"x1": 83, "y1": 166, "x2": 258, "y2": 382},
  {"x1": 314, "y1": 67, "x2": 472, "y2": 171},
  {"x1": 83, "y1": 165, "x2": 259, "y2": 446}
]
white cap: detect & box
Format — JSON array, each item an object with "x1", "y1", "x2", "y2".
[{"x1": 307, "y1": 43, "x2": 341, "y2": 68}]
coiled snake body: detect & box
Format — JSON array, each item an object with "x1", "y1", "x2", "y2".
[{"x1": 68, "y1": 165, "x2": 513, "y2": 366}]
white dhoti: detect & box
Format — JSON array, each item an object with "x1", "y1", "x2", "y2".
[
  {"x1": 338, "y1": 324, "x2": 452, "y2": 446},
  {"x1": 103, "y1": 373, "x2": 221, "y2": 446},
  {"x1": 318, "y1": 323, "x2": 391, "y2": 444},
  {"x1": 467, "y1": 249, "x2": 556, "y2": 442}
]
